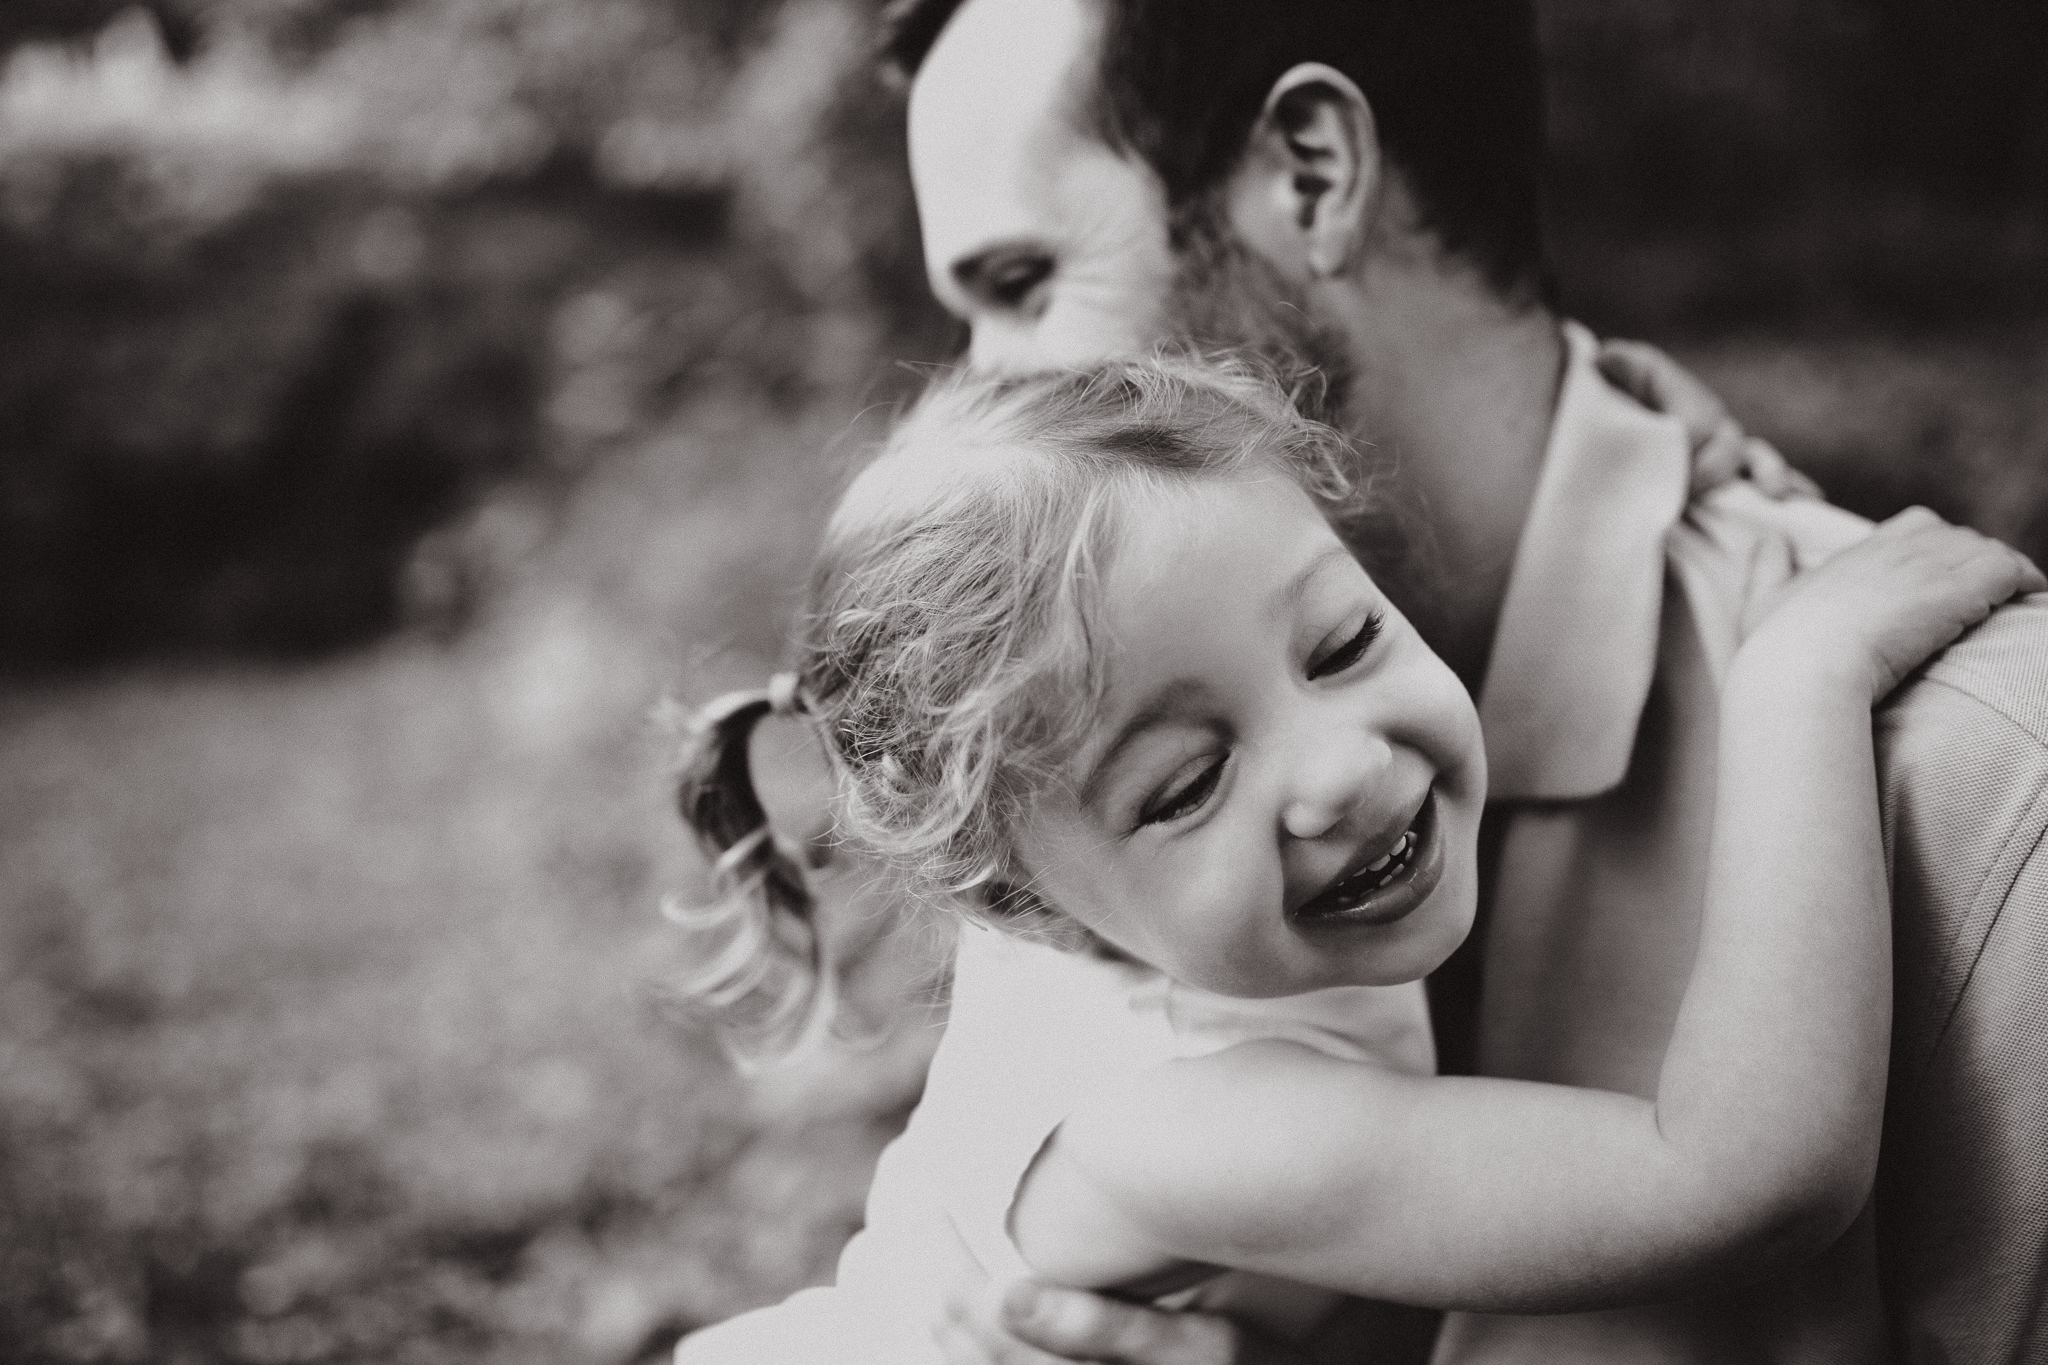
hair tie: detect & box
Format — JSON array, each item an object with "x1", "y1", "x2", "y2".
[{"x1": 766, "y1": 671, "x2": 803, "y2": 717}]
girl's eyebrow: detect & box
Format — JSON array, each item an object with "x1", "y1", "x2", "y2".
[
  {"x1": 1076, "y1": 679, "x2": 1207, "y2": 807},
  {"x1": 1075, "y1": 544, "x2": 1353, "y2": 807},
  {"x1": 1277, "y1": 544, "x2": 1354, "y2": 610}
]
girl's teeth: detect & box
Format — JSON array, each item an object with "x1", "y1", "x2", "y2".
[{"x1": 1367, "y1": 831, "x2": 1414, "y2": 876}]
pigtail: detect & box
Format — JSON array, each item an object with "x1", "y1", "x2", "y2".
[{"x1": 665, "y1": 674, "x2": 835, "y2": 1065}]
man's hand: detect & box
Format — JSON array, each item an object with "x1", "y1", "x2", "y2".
[
  {"x1": 1596, "y1": 338, "x2": 1823, "y2": 500},
  {"x1": 934, "y1": 1280, "x2": 1305, "y2": 1365}
]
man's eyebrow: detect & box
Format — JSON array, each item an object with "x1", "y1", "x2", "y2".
[{"x1": 1076, "y1": 679, "x2": 1205, "y2": 808}]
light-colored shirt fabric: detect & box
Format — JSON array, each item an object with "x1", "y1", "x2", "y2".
[
  {"x1": 1437, "y1": 322, "x2": 2048, "y2": 1365},
  {"x1": 675, "y1": 926, "x2": 1435, "y2": 1364}
]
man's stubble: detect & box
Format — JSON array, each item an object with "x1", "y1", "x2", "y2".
[{"x1": 1163, "y1": 201, "x2": 1446, "y2": 632}]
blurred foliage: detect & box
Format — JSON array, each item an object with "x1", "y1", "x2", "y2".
[
  {"x1": 0, "y1": 403, "x2": 957, "y2": 1361},
  {"x1": 0, "y1": 3, "x2": 2045, "y2": 1364},
  {"x1": 1544, "y1": 0, "x2": 2048, "y2": 331},
  {"x1": 0, "y1": 0, "x2": 2043, "y2": 669},
  {"x1": 0, "y1": 0, "x2": 947, "y2": 671}
]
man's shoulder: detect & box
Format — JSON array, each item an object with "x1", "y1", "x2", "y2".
[
  {"x1": 1663, "y1": 485, "x2": 1873, "y2": 674},
  {"x1": 1878, "y1": 596, "x2": 2048, "y2": 1075},
  {"x1": 1673, "y1": 484, "x2": 2048, "y2": 765},
  {"x1": 1910, "y1": 593, "x2": 2048, "y2": 750},
  {"x1": 1877, "y1": 595, "x2": 2048, "y2": 906}
]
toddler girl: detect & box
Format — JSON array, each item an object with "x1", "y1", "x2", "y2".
[{"x1": 671, "y1": 358, "x2": 2038, "y2": 1361}]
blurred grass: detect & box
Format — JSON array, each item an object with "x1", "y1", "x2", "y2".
[
  {"x1": 0, "y1": 393, "x2": 955, "y2": 1364},
  {"x1": 1, "y1": 2, "x2": 2045, "y2": 1362}
]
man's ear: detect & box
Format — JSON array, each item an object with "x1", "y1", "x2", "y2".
[{"x1": 1224, "y1": 63, "x2": 1380, "y2": 281}]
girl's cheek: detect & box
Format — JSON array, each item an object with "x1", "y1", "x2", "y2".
[
  {"x1": 1434, "y1": 694, "x2": 1483, "y2": 789},
  {"x1": 1070, "y1": 846, "x2": 1189, "y2": 965},
  {"x1": 1403, "y1": 658, "x2": 1486, "y2": 796},
  {"x1": 1179, "y1": 827, "x2": 1281, "y2": 949}
]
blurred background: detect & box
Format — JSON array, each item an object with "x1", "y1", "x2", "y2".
[{"x1": 1, "y1": 1, "x2": 2042, "y2": 1361}]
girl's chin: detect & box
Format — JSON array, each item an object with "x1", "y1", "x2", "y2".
[{"x1": 1331, "y1": 882, "x2": 1478, "y2": 988}]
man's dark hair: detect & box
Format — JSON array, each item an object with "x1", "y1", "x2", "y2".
[{"x1": 881, "y1": 0, "x2": 1548, "y2": 303}]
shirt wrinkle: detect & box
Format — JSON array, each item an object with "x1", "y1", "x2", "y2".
[{"x1": 1905, "y1": 743, "x2": 2048, "y2": 1082}]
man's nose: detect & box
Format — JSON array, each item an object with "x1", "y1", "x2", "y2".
[
  {"x1": 1280, "y1": 724, "x2": 1394, "y2": 841},
  {"x1": 966, "y1": 317, "x2": 1045, "y2": 376},
  {"x1": 969, "y1": 312, "x2": 1134, "y2": 375}
]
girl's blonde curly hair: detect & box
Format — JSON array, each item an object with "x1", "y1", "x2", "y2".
[{"x1": 671, "y1": 355, "x2": 1366, "y2": 1063}]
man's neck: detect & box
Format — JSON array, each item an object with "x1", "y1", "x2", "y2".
[{"x1": 1331, "y1": 265, "x2": 1566, "y2": 690}]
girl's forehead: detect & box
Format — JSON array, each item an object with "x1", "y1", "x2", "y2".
[
  {"x1": 1085, "y1": 478, "x2": 1356, "y2": 702},
  {"x1": 1100, "y1": 471, "x2": 1339, "y2": 592}
]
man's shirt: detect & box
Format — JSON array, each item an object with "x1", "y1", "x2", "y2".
[{"x1": 1436, "y1": 322, "x2": 2048, "y2": 1364}]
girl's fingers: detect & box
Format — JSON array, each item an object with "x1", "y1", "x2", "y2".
[
  {"x1": 1877, "y1": 505, "x2": 1945, "y2": 532},
  {"x1": 1995, "y1": 542, "x2": 2048, "y2": 595},
  {"x1": 1688, "y1": 420, "x2": 1749, "y2": 496},
  {"x1": 1598, "y1": 339, "x2": 1723, "y2": 428},
  {"x1": 1596, "y1": 337, "x2": 1822, "y2": 502},
  {"x1": 1742, "y1": 436, "x2": 1822, "y2": 500}
]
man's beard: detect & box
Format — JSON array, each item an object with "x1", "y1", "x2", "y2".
[
  {"x1": 1160, "y1": 201, "x2": 1444, "y2": 630},
  {"x1": 1160, "y1": 201, "x2": 1356, "y2": 429}
]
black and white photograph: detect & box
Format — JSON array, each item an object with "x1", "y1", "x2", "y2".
[{"x1": 4, "y1": 2, "x2": 2046, "y2": 1363}]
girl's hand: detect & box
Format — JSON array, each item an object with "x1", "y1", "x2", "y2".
[
  {"x1": 1739, "y1": 507, "x2": 2046, "y2": 703},
  {"x1": 1597, "y1": 339, "x2": 1821, "y2": 500}
]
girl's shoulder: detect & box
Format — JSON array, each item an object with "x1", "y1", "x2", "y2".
[{"x1": 944, "y1": 925, "x2": 1174, "y2": 1078}]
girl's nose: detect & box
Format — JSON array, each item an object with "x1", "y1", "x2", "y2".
[
  {"x1": 968, "y1": 314, "x2": 1052, "y2": 376},
  {"x1": 1282, "y1": 799, "x2": 1346, "y2": 841},
  {"x1": 1280, "y1": 726, "x2": 1393, "y2": 841}
]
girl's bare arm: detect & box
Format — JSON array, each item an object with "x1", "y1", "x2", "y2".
[{"x1": 1012, "y1": 511, "x2": 2042, "y2": 1312}]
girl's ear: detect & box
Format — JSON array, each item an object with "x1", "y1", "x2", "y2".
[{"x1": 1221, "y1": 62, "x2": 1382, "y2": 282}]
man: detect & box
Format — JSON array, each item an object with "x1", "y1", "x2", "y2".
[
  {"x1": 687, "y1": 0, "x2": 2048, "y2": 1360},
  {"x1": 902, "y1": 0, "x2": 2048, "y2": 1358}
]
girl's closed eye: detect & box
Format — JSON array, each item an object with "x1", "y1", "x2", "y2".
[
  {"x1": 1138, "y1": 751, "x2": 1228, "y2": 828},
  {"x1": 1307, "y1": 610, "x2": 1385, "y2": 682}
]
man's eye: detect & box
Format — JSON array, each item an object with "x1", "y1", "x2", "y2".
[
  {"x1": 1306, "y1": 611, "x2": 1385, "y2": 682},
  {"x1": 1138, "y1": 755, "x2": 1226, "y2": 827},
  {"x1": 986, "y1": 256, "x2": 1052, "y2": 308}
]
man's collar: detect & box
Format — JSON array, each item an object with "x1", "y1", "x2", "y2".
[{"x1": 1475, "y1": 322, "x2": 1692, "y2": 802}]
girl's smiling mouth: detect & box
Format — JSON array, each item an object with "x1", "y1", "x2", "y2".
[{"x1": 1290, "y1": 791, "x2": 1444, "y2": 929}]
